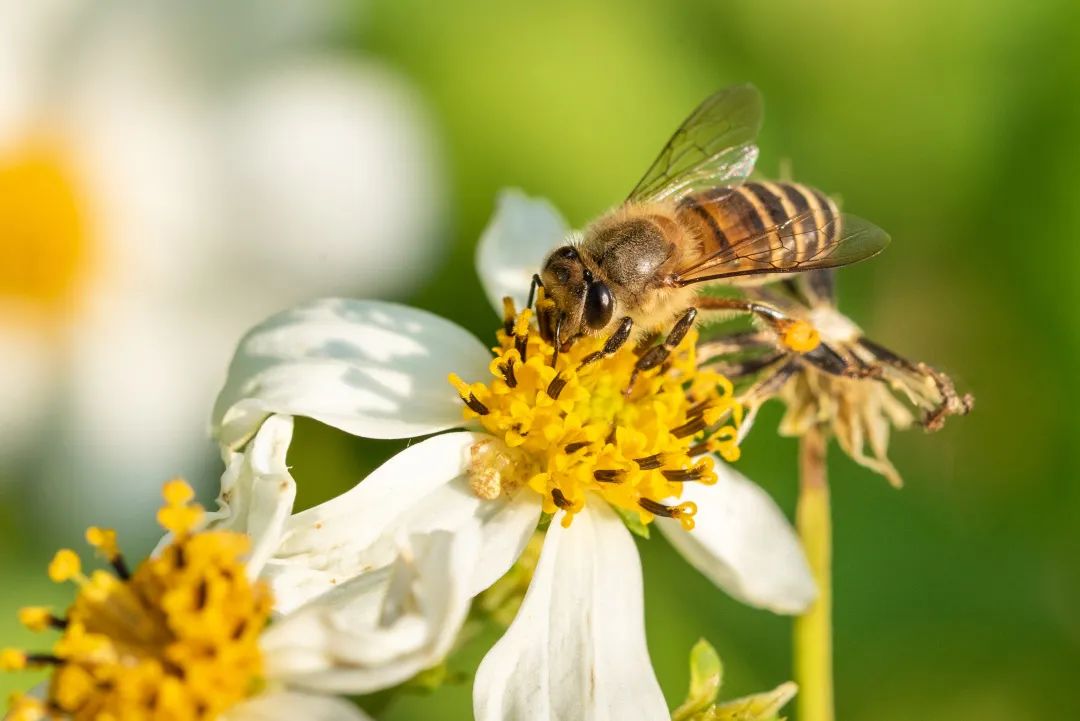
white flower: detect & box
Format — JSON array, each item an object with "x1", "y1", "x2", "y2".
[
  {"x1": 0, "y1": 0, "x2": 441, "y2": 534},
  {"x1": 2, "y1": 415, "x2": 470, "y2": 721},
  {"x1": 209, "y1": 190, "x2": 815, "y2": 720}
]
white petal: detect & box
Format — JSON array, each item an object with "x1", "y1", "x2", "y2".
[
  {"x1": 263, "y1": 528, "x2": 479, "y2": 695},
  {"x1": 474, "y1": 503, "x2": 668, "y2": 721},
  {"x1": 657, "y1": 462, "x2": 816, "y2": 614},
  {"x1": 263, "y1": 431, "x2": 538, "y2": 612},
  {"x1": 223, "y1": 691, "x2": 372, "y2": 721},
  {"x1": 205, "y1": 414, "x2": 297, "y2": 578},
  {"x1": 476, "y1": 189, "x2": 570, "y2": 315},
  {"x1": 226, "y1": 57, "x2": 443, "y2": 300},
  {"x1": 211, "y1": 299, "x2": 491, "y2": 450}
]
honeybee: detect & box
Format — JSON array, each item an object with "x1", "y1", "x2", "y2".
[{"x1": 535, "y1": 84, "x2": 890, "y2": 369}]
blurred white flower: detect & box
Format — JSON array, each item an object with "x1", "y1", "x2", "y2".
[
  {"x1": 0, "y1": 0, "x2": 442, "y2": 535},
  {"x1": 0, "y1": 421, "x2": 466, "y2": 721},
  {"x1": 208, "y1": 191, "x2": 815, "y2": 720}
]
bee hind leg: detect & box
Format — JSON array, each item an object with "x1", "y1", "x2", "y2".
[
  {"x1": 694, "y1": 296, "x2": 821, "y2": 354},
  {"x1": 626, "y1": 308, "x2": 698, "y2": 393}
]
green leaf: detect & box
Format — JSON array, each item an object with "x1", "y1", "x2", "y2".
[
  {"x1": 671, "y1": 638, "x2": 723, "y2": 721},
  {"x1": 612, "y1": 505, "x2": 650, "y2": 539}
]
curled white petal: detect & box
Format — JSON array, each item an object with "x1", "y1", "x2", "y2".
[
  {"x1": 211, "y1": 298, "x2": 491, "y2": 450},
  {"x1": 223, "y1": 690, "x2": 372, "y2": 721},
  {"x1": 476, "y1": 189, "x2": 570, "y2": 315},
  {"x1": 474, "y1": 502, "x2": 668, "y2": 721},
  {"x1": 204, "y1": 414, "x2": 297, "y2": 578},
  {"x1": 263, "y1": 431, "x2": 539, "y2": 612},
  {"x1": 262, "y1": 528, "x2": 478, "y2": 695},
  {"x1": 657, "y1": 462, "x2": 816, "y2": 614}
]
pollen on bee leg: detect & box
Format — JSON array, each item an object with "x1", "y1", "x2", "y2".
[{"x1": 780, "y1": 319, "x2": 821, "y2": 353}]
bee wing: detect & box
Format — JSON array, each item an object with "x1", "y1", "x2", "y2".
[
  {"x1": 672, "y1": 209, "x2": 890, "y2": 285},
  {"x1": 627, "y1": 84, "x2": 764, "y2": 203}
]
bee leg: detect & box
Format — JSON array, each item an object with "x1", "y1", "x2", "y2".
[
  {"x1": 528, "y1": 274, "x2": 544, "y2": 309},
  {"x1": 696, "y1": 330, "x2": 774, "y2": 364},
  {"x1": 800, "y1": 342, "x2": 870, "y2": 378},
  {"x1": 694, "y1": 296, "x2": 820, "y2": 353},
  {"x1": 578, "y1": 317, "x2": 634, "y2": 369},
  {"x1": 626, "y1": 308, "x2": 697, "y2": 393}
]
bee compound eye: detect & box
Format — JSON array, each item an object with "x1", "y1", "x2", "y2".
[{"x1": 584, "y1": 282, "x2": 614, "y2": 330}]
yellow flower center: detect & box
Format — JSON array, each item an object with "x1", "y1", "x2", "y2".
[
  {"x1": 2, "y1": 480, "x2": 272, "y2": 721},
  {"x1": 450, "y1": 294, "x2": 742, "y2": 529},
  {"x1": 0, "y1": 138, "x2": 90, "y2": 315}
]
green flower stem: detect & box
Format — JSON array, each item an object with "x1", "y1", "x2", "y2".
[{"x1": 794, "y1": 427, "x2": 833, "y2": 721}]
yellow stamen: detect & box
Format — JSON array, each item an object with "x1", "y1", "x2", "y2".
[
  {"x1": 782, "y1": 319, "x2": 821, "y2": 353},
  {"x1": 0, "y1": 648, "x2": 27, "y2": 671},
  {"x1": 3, "y1": 480, "x2": 274, "y2": 720},
  {"x1": 47, "y1": 549, "x2": 82, "y2": 583},
  {"x1": 673, "y1": 501, "x2": 698, "y2": 531},
  {"x1": 85, "y1": 526, "x2": 120, "y2": 561},
  {"x1": 451, "y1": 291, "x2": 742, "y2": 528},
  {"x1": 17, "y1": 607, "x2": 53, "y2": 632},
  {"x1": 157, "y1": 478, "x2": 205, "y2": 535}
]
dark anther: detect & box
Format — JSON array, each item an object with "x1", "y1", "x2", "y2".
[
  {"x1": 638, "y1": 497, "x2": 676, "y2": 517},
  {"x1": 499, "y1": 359, "x2": 518, "y2": 388},
  {"x1": 662, "y1": 465, "x2": 707, "y2": 482},
  {"x1": 564, "y1": 441, "x2": 591, "y2": 453},
  {"x1": 687, "y1": 440, "x2": 712, "y2": 457},
  {"x1": 111, "y1": 556, "x2": 131, "y2": 581},
  {"x1": 26, "y1": 654, "x2": 63, "y2": 666},
  {"x1": 634, "y1": 454, "x2": 665, "y2": 470},
  {"x1": 686, "y1": 400, "x2": 711, "y2": 418},
  {"x1": 462, "y1": 393, "x2": 491, "y2": 416},
  {"x1": 672, "y1": 415, "x2": 707, "y2": 438},
  {"x1": 593, "y1": 469, "x2": 623, "y2": 483},
  {"x1": 547, "y1": 374, "x2": 568, "y2": 400},
  {"x1": 195, "y1": 579, "x2": 209, "y2": 611},
  {"x1": 551, "y1": 488, "x2": 572, "y2": 509},
  {"x1": 49, "y1": 616, "x2": 69, "y2": 631},
  {"x1": 515, "y1": 333, "x2": 528, "y2": 362}
]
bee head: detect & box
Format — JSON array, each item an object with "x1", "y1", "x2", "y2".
[{"x1": 540, "y1": 245, "x2": 615, "y2": 341}]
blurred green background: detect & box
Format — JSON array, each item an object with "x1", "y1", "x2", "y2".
[{"x1": 2, "y1": 1, "x2": 1077, "y2": 719}]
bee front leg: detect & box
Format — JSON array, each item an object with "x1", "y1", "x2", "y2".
[
  {"x1": 578, "y1": 317, "x2": 634, "y2": 369},
  {"x1": 626, "y1": 308, "x2": 698, "y2": 393}
]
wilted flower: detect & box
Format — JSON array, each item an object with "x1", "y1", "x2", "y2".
[
  {"x1": 698, "y1": 270, "x2": 973, "y2": 486},
  {"x1": 209, "y1": 191, "x2": 817, "y2": 720},
  {"x1": 0, "y1": 0, "x2": 440, "y2": 528}
]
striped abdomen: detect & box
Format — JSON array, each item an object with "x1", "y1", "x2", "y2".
[{"x1": 675, "y1": 181, "x2": 840, "y2": 268}]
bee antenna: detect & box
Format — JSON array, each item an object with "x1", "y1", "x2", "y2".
[{"x1": 528, "y1": 274, "x2": 543, "y2": 309}]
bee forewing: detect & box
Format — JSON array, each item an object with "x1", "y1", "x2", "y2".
[
  {"x1": 673, "y1": 209, "x2": 890, "y2": 286},
  {"x1": 627, "y1": 84, "x2": 764, "y2": 203}
]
